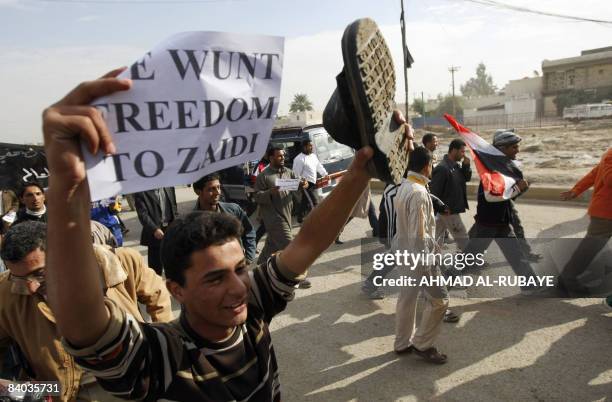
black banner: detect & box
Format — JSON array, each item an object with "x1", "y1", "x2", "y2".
[{"x1": 0, "y1": 143, "x2": 48, "y2": 191}]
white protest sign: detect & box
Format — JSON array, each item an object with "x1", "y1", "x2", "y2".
[
  {"x1": 84, "y1": 31, "x2": 284, "y2": 200},
  {"x1": 275, "y1": 178, "x2": 299, "y2": 191}
]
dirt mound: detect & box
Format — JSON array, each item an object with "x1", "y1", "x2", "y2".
[{"x1": 416, "y1": 120, "x2": 612, "y2": 187}]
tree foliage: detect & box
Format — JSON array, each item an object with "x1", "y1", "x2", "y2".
[
  {"x1": 435, "y1": 95, "x2": 464, "y2": 117},
  {"x1": 289, "y1": 93, "x2": 314, "y2": 112},
  {"x1": 460, "y1": 63, "x2": 497, "y2": 97},
  {"x1": 411, "y1": 99, "x2": 425, "y2": 115}
]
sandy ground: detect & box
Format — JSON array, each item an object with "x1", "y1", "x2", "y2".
[
  {"x1": 421, "y1": 119, "x2": 612, "y2": 187},
  {"x1": 118, "y1": 188, "x2": 611, "y2": 402}
]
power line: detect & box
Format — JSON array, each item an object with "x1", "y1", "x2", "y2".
[
  {"x1": 33, "y1": 0, "x2": 244, "y2": 4},
  {"x1": 463, "y1": 0, "x2": 612, "y2": 24}
]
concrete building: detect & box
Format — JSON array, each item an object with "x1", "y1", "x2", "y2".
[
  {"x1": 275, "y1": 110, "x2": 322, "y2": 128},
  {"x1": 542, "y1": 46, "x2": 612, "y2": 116},
  {"x1": 463, "y1": 77, "x2": 543, "y2": 127}
]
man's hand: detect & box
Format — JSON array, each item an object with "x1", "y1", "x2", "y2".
[
  {"x1": 560, "y1": 190, "x2": 577, "y2": 201},
  {"x1": 517, "y1": 179, "x2": 529, "y2": 192},
  {"x1": 153, "y1": 228, "x2": 165, "y2": 240},
  {"x1": 393, "y1": 110, "x2": 415, "y2": 153},
  {"x1": 462, "y1": 157, "x2": 471, "y2": 166},
  {"x1": 43, "y1": 67, "x2": 132, "y2": 193},
  {"x1": 44, "y1": 68, "x2": 132, "y2": 348},
  {"x1": 299, "y1": 179, "x2": 308, "y2": 189}
]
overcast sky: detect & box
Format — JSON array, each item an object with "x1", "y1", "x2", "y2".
[{"x1": 1, "y1": 0, "x2": 611, "y2": 144}]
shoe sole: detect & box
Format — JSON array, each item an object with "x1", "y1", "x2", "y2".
[{"x1": 341, "y1": 18, "x2": 409, "y2": 184}]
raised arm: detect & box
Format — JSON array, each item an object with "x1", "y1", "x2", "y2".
[
  {"x1": 43, "y1": 68, "x2": 132, "y2": 347},
  {"x1": 279, "y1": 147, "x2": 373, "y2": 275},
  {"x1": 281, "y1": 112, "x2": 414, "y2": 276}
]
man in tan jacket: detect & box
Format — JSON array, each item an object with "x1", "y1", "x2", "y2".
[{"x1": 0, "y1": 221, "x2": 173, "y2": 401}]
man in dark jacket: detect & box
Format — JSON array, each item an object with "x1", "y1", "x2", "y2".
[
  {"x1": 430, "y1": 139, "x2": 472, "y2": 250},
  {"x1": 134, "y1": 187, "x2": 178, "y2": 275},
  {"x1": 462, "y1": 131, "x2": 538, "y2": 293},
  {"x1": 193, "y1": 174, "x2": 256, "y2": 263}
]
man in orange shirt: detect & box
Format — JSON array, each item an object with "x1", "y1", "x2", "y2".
[{"x1": 559, "y1": 147, "x2": 612, "y2": 296}]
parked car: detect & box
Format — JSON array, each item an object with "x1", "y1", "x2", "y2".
[{"x1": 219, "y1": 124, "x2": 354, "y2": 215}]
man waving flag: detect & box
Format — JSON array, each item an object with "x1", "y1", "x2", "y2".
[{"x1": 444, "y1": 114, "x2": 523, "y2": 202}]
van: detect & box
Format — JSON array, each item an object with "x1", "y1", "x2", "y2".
[
  {"x1": 218, "y1": 124, "x2": 354, "y2": 215},
  {"x1": 563, "y1": 103, "x2": 612, "y2": 121}
]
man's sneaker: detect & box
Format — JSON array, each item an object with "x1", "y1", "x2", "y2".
[
  {"x1": 298, "y1": 279, "x2": 312, "y2": 289},
  {"x1": 443, "y1": 309, "x2": 460, "y2": 323},
  {"x1": 323, "y1": 18, "x2": 410, "y2": 184},
  {"x1": 361, "y1": 284, "x2": 385, "y2": 300}
]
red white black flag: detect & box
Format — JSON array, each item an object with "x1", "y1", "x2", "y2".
[{"x1": 444, "y1": 114, "x2": 523, "y2": 202}]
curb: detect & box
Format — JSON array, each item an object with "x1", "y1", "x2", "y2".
[{"x1": 369, "y1": 180, "x2": 592, "y2": 204}]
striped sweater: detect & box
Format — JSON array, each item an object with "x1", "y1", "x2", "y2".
[{"x1": 63, "y1": 255, "x2": 301, "y2": 401}]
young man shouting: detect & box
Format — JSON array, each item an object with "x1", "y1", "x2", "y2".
[{"x1": 42, "y1": 68, "x2": 400, "y2": 401}]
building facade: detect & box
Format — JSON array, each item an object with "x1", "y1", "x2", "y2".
[{"x1": 542, "y1": 46, "x2": 612, "y2": 116}]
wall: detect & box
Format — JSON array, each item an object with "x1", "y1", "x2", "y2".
[
  {"x1": 505, "y1": 77, "x2": 543, "y2": 98},
  {"x1": 543, "y1": 96, "x2": 557, "y2": 116},
  {"x1": 275, "y1": 110, "x2": 322, "y2": 128}
]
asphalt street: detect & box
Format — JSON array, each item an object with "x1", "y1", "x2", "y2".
[{"x1": 118, "y1": 186, "x2": 611, "y2": 402}]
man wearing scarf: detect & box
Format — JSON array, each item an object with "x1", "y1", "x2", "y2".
[{"x1": 14, "y1": 182, "x2": 46, "y2": 225}]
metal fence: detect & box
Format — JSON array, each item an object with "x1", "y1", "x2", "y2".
[
  {"x1": 463, "y1": 112, "x2": 567, "y2": 130},
  {"x1": 412, "y1": 113, "x2": 567, "y2": 130}
]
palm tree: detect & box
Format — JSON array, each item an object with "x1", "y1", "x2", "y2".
[{"x1": 289, "y1": 93, "x2": 314, "y2": 112}]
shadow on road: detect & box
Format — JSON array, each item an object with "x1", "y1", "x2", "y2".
[{"x1": 274, "y1": 269, "x2": 611, "y2": 401}]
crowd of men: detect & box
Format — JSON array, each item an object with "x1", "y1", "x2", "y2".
[{"x1": 0, "y1": 61, "x2": 609, "y2": 400}]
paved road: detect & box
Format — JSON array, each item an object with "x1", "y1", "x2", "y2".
[{"x1": 118, "y1": 187, "x2": 611, "y2": 402}]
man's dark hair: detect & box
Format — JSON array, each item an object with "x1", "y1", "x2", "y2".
[
  {"x1": 193, "y1": 173, "x2": 221, "y2": 192},
  {"x1": 302, "y1": 139, "x2": 312, "y2": 147},
  {"x1": 268, "y1": 145, "x2": 284, "y2": 156},
  {"x1": 408, "y1": 146, "x2": 433, "y2": 173},
  {"x1": 161, "y1": 211, "x2": 243, "y2": 286},
  {"x1": 448, "y1": 138, "x2": 466, "y2": 152},
  {"x1": 421, "y1": 133, "x2": 437, "y2": 146},
  {"x1": 0, "y1": 221, "x2": 46, "y2": 262},
  {"x1": 18, "y1": 181, "x2": 44, "y2": 199}
]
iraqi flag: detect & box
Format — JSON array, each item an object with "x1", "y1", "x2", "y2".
[{"x1": 444, "y1": 114, "x2": 523, "y2": 202}]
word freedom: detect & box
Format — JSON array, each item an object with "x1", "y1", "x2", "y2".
[
  {"x1": 372, "y1": 251, "x2": 486, "y2": 271},
  {"x1": 94, "y1": 97, "x2": 275, "y2": 133}
]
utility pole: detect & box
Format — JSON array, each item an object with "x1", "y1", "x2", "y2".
[
  {"x1": 421, "y1": 91, "x2": 426, "y2": 129},
  {"x1": 400, "y1": 0, "x2": 409, "y2": 117},
  {"x1": 421, "y1": 91, "x2": 425, "y2": 116},
  {"x1": 448, "y1": 66, "x2": 460, "y2": 116}
]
